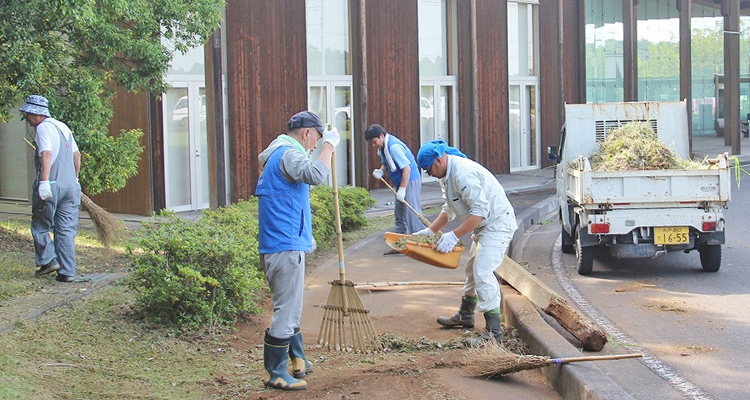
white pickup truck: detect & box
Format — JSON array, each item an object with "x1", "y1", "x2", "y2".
[{"x1": 547, "y1": 101, "x2": 731, "y2": 275}]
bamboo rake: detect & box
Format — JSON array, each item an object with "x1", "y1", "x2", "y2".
[{"x1": 317, "y1": 149, "x2": 381, "y2": 352}]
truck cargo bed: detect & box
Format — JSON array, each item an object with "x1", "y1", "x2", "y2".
[{"x1": 565, "y1": 155, "x2": 731, "y2": 208}]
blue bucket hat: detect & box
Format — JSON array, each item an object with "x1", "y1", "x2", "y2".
[
  {"x1": 287, "y1": 110, "x2": 324, "y2": 134},
  {"x1": 19, "y1": 95, "x2": 51, "y2": 117},
  {"x1": 417, "y1": 140, "x2": 467, "y2": 169}
]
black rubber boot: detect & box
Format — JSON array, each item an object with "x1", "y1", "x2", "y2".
[
  {"x1": 465, "y1": 309, "x2": 503, "y2": 348},
  {"x1": 289, "y1": 328, "x2": 313, "y2": 379},
  {"x1": 263, "y1": 330, "x2": 308, "y2": 390},
  {"x1": 437, "y1": 295, "x2": 477, "y2": 328}
]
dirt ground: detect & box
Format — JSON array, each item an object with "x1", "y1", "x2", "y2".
[
  {"x1": 218, "y1": 244, "x2": 561, "y2": 400},
  {"x1": 226, "y1": 300, "x2": 558, "y2": 400}
]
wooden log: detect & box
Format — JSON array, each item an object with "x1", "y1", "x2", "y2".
[{"x1": 496, "y1": 256, "x2": 607, "y2": 351}]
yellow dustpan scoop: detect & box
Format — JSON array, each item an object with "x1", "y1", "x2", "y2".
[{"x1": 384, "y1": 232, "x2": 464, "y2": 269}]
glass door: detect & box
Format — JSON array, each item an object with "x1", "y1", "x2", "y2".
[
  {"x1": 163, "y1": 81, "x2": 209, "y2": 211},
  {"x1": 308, "y1": 79, "x2": 353, "y2": 186},
  {"x1": 509, "y1": 80, "x2": 539, "y2": 172},
  {"x1": 420, "y1": 80, "x2": 457, "y2": 146}
]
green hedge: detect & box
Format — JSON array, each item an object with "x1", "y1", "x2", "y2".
[{"x1": 126, "y1": 186, "x2": 374, "y2": 331}]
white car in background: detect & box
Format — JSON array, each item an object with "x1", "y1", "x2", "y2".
[{"x1": 333, "y1": 97, "x2": 435, "y2": 125}]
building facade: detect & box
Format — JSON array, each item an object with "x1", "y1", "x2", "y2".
[{"x1": 1, "y1": 1, "x2": 748, "y2": 216}]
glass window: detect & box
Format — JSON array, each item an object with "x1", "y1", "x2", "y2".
[
  {"x1": 637, "y1": 0, "x2": 680, "y2": 102},
  {"x1": 691, "y1": 5, "x2": 723, "y2": 134},
  {"x1": 585, "y1": 0, "x2": 624, "y2": 103},
  {"x1": 307, "y1": 0, "x2": 350, "y2": 75},
  {"x1": 165, "y1": 39, "x2": 205, "y2": 75},
  {"x1": 508, "y1": 2, "x2": 535, "y2": 77},
  {"x1": 418, "y1": 0, "x2": 448, "y2": 76}
]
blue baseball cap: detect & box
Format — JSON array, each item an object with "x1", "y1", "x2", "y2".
[
  {"x1": 287, "y1": 110, "x2": 324, "y2": 134},
  {"x1": 19, "y1": 95, "x2": 51, "y2": 117}
]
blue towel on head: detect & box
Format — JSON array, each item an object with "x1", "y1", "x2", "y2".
[{"x1": 417, "y1": 140, "x2": 466, "y2": 169}]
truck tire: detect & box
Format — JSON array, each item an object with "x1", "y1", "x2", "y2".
[
  {"x1": 699, "y1": 245, "x2": 721, "y2": 272},
  {"x1": 576, "y1": 231, "x2": 594, "y2": 275},
  {"x1": 561, "y1": 227, "x2": 575, "y2": 254}
]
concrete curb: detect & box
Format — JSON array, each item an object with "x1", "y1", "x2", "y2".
[
  {"x1": 510, "y1": 195, "x2": 558, "y2": 257},
  {"x1": 501, "y1": 288, "x2": 637, "y2": 400},
  {"x1": 503, "y1": 194, "x2": 638, "y2": 399}
]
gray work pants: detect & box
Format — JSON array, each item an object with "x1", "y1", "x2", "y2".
[
  {"x1": 394, "y1": 177, "x2": 425, "y2": 234},
  {"x1": 261, "y1": 251, "x2": 306, "y2": 339}
]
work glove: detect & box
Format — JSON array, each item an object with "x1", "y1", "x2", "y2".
[
  {"x1": 38, "y1": 180, "x2": 52, "y2": 200},
  {"x1": 322, "y1": 126, "x2": 340, "y2": 148},
  {"x1": 413, "y1": 227, "x2": 435, "y2": 237},
  {"x1": 435, "y1": 231, "x2": 459, "y2": 253},
  {"x1": 372, "y1": 169, "x2": 384, "y2": 180},
  {"x1": 396, "y1": 187, "x2": 406, "y2": 203}
]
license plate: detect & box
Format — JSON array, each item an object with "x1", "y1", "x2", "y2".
[{"x1": 654, "y1": 226, "x2": 689, "y2": 245}]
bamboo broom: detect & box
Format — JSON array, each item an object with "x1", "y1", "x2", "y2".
[
  {"x1": 463, "y1": 342, "x2": 642, "y2": 378},
  {"x1": 23, "y1": 137, "x2": 122, "y2": 248},
  {"x1": 317, "y1": 148, "x2": 381, "y2": 353},
  {"x1": 378, "y1": 177, "x2": 434, "y2": 229}
]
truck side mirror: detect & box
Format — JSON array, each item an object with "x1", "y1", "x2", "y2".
[{"x1": 546, "y1": 145, "x2": 560, "y2": 162}]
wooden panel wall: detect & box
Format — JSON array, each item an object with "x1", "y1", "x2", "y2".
[
  {"x1": 474, "y1": 0, "x2": 508, "y2": 173},
  {"x1": 562, "y1": 0, "x2": 586, "y2": 104},
  {"x1": 225, "y1": 0, "x2": 308, "y2": 201},
  {"x1": 456, "y1": 0, "x2": 478, "y2": 159},
  {"x1": 539, "y1": 0, "x2": 563, "y2": 168},
  {"x1": 90, "y1": 87, "x2": 153, "y2": 215},
  {"x1": 362, "y1": 0, "x2": 421, "y2": 187}
]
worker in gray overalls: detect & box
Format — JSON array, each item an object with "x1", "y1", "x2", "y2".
[{"x1": 20, "y1": 95, "x2": 81, "y2": 282}]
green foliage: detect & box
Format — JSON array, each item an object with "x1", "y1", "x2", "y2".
[
  {"x1": 126, "y1": 200, "x2": 265, "y2": 331},
  {"x1": 0, "y1": 0, "x2": 225, "y2": 194},
  {"x1": 310, "y1": 185, "x2": 375, "y2": 248},
  {"x1": 126, "y1": 187, "x2": 374, "y2": 330}
]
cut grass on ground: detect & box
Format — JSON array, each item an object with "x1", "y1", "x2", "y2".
[{"x1": 0, "y1": 212, "x2": 398, "y2": 399}]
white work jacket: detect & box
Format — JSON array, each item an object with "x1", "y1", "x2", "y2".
[{"x1": 439, "y1": 155, "x2": 518, "y2": 236}]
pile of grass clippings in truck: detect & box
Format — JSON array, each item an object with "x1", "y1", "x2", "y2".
[{"x1": 585, "y1": 121, "x2": 703, "y2": 171}]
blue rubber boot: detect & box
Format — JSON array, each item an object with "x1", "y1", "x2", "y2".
[
  {"x1": 263, "y1": 330, "x2": 308, "y2": 390},
  {"x1": 289, "y1": 328, "x2": 313, "y2": 378}
]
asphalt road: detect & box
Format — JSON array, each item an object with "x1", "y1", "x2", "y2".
[{"x1": 513, "y1": 169, "x2": 750, "y2": 400}]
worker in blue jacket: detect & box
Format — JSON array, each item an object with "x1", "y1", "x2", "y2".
[
  {"x1": 255, "y1": 110, "x2": 339, "y2": 390},
  {"x1": 365, "y1": 124, "x2": 425, "y2": 255}
]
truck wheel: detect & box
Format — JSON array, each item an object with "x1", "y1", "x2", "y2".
[
  {"x1": 576, "y1": 232, "x2": 594, "y2": 275},
  {"x1": 699, "y1": 245, "x2": 721, "y2": 272},
  {"x1": 561, "y1": 227, "x2": 575, "y2": 254}
]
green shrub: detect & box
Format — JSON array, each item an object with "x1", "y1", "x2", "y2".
[
  {"x1": 125, "y1": 200, "x2": 266, "y2": 331},
  {"x1": 126, "y1": 188, "x2": 374, "y2": 331},
  {"x1": 310, "y1": 185, "x2": 375, "y2": 248}
]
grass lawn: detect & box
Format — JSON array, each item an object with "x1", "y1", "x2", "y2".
[{"x1": 0, "y1": 211, "x2": 396, "y2": 399}]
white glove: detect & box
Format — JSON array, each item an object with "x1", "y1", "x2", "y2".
[
  {"x1": 38, "y1": 180, "x2": 52, "y2": 200},
  {"x1": 435, "y1": 231, "x2": 459, "y2": 253},
  {"x1": 372, "y1": 169, "x2": 384, "y2": 180},
  {"x1": 322, "y1": 127, "x2": 340, "y2": 148},
  {"x1": 413, "y1": 227, "x2": 435, "y2": 237},
  {"x1": 396, "y1": 187, "x2": 406, "y2": 203}
]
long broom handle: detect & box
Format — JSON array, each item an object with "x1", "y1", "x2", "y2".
[
  {"x1": 330, "y1": 146, "x2": 349, "y2": 316},
  {"x1": 378, "y1": 177, "x2": 434, "y2": 229},
  {"x1": 546, "y1": 353, "x2": 643, "y2": 365}
]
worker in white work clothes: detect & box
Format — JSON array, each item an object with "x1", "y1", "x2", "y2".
[{"x1": 414, "y1": 139, "x2": 517, "y2": 347}]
